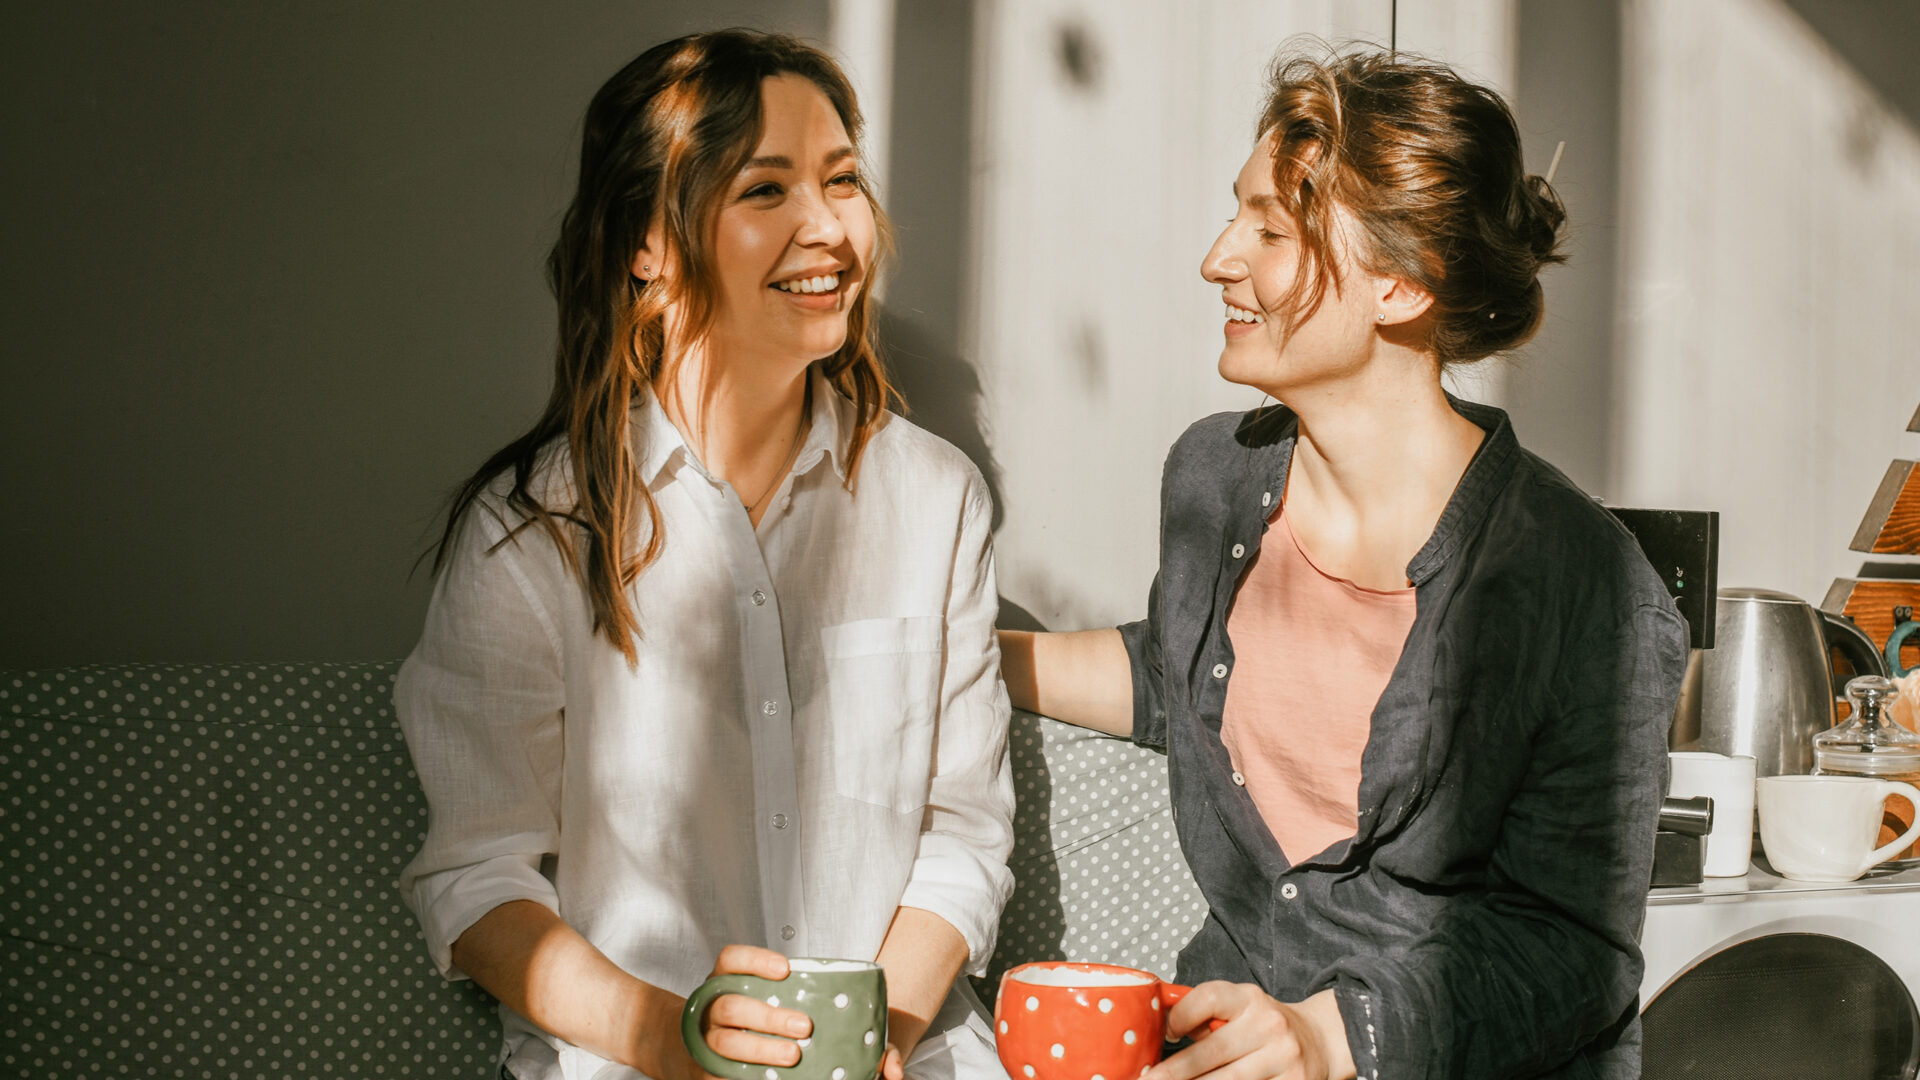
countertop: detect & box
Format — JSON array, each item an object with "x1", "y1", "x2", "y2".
[{"x1": 1649, "y1": 855, "x2": 1920, "y2": 906}]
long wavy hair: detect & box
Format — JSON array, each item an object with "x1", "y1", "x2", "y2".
[{"x1": 433, "y1": 29, "x2": 898, "y2": 664}]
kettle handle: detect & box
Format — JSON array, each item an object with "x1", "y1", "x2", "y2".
[{"x1": 1819, "y1": 609, "x2": 1889, "y2": 695}]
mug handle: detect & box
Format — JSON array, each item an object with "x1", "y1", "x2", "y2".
[
  {"x1": 1887, "y1": 617, "x2": 1919, "y2": 678},
  {"x1": 1861, "y1": 780, "x2": 1920, "y2": 873},
  {"x1": 682, "y1": 975, "x2": 767, "y2": 1080},
  {"x1": 1158, "y1": 983, "x2": 1229, "y2": 1035}
]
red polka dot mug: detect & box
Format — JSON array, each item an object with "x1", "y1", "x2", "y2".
[{"x1": 993, "y1": 962, "x2": 1222, "y2": 1080}]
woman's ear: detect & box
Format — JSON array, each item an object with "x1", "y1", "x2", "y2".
[
  {"x1": 632, "y1": 215, "x2": 668, "y2": 281},
  {"x1": 1373, "y1": 276, "x2": 1434, "y2": 326}
]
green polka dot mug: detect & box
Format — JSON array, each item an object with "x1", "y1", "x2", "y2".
[{"x1": 682, "y1": 959, "x2": 888, "y2": 1080}]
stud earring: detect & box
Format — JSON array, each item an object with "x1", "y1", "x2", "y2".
[
  {"x1": 643, "y1": 264, "x2": 651, "y2": 275},
  {"x1": 1376, "y1": 313, "x2": 1386, "y2": 322}
]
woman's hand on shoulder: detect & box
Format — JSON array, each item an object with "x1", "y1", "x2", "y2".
[{"x1": 1148, "y1": 984, "x2": 1355, "y2": 1080}]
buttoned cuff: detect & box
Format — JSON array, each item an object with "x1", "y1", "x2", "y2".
[
  {"x1": 899, "y1": 834, "x2": 1014, "y2": 977},
  {"x1": 403, "y1": 853, "x2": 560, "y2": 980}
]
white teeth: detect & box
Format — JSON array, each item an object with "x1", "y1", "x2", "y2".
[
  {"x1": 775, "y1": 273, "x2": 840, "y2": 295},
  {"x1": 1225, "y1": 302, "x2": 1264, "y2": 324}
]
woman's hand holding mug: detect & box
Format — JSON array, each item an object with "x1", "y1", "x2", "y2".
[
  {"x1": 674, "y1": 946, "x2": 812, "y2": 1080},
  {"x1": 1148, "y1": 984, "x2": 1353, "y2": 1080},
  {"x1": 682, "y1": 949, "x2": 893, "y2": 1080}
]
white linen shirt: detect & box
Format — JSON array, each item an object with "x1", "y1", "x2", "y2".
[{"x1": 396, "y1": 367, "x2": 1015, "y2": 1080}]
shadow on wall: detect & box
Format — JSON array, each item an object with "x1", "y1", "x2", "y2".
[
  {"x1": 874, "y1": 0, "x2": 1006, "y2": 522},
  {"x1": 876, "y1": 0, "x2": 1062, "y2": 961},
  {"x1": 873, "y1": 1, "x2": 1045, "y2": 638},
  {"x1": 879, "y1": 307, "x2": 1005, "y2": 534},
  {"x1": 1778, "y1": 0, "x2": 1920, "y2": 140},
  {"x1": 880, "y1": 305, "x2": 1049, "y2": 640},
  {"x1": 0, "y1": 0, "x2": 836, "y2": 667}
]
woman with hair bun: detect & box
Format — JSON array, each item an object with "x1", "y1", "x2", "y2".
[
  {"x1": 396, "y1": 30, "x2": 1012, "y2": 1080},
  {"x1": 1002, "y1": 49, "x2": 1688, "y2": 1080}
]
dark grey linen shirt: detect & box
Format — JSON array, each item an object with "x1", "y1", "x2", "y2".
[{"x1": 1117, "y1": 398, "x2": 1689, "y2": 1080}]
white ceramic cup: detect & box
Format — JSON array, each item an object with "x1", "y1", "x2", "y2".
[
  {"x1": 1756, "y1": 775, "x2": 1920, "y2": 882},
  {"x1": 1667, "y1": 751, "x2": 1757, "y2": 877}
]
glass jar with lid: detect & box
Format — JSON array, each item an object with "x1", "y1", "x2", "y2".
[{"x1": 1815, "y1": 675, "x2": 1920, "y2": 859}]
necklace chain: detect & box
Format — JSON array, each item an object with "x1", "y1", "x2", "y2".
[{"x1": 742, "y1": 388, "x2": 811, "y2": 516}]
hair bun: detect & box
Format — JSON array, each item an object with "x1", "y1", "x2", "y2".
[
  {"x1": 1518, "y1": 174, "x2": 1568, "y2": 266},
  {"x1": 1255, "y1": 46, "x2": 1585, "y2": 363}
]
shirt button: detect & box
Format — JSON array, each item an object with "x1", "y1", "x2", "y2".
[
  {"x1": 1280, "y1": 883, "x2": 1298, "y2": 900},
  {"x1": 751, "y1": 589, "x2": 767, "y2": 606},
  {"x1": 1262, "y1": 491, "x2": 1273, "y2": 508},
  {"x1": 762, "y1": 700, "x2": 779, "y2": 716},
  {"x1": 1231, "y1": 771, "x2": 1245, "y2": 786},
  {"x1": 1231, "y1": 543, "x2": 1246, "y2": 559},
  {"x1": 771, "y1": 813, "x2": 789, "y2": 830},
  {"x1": 1211, "y1": 663, "x2": 1228, "y2": 679},
  {"x1": 780, "y1": 925, "x2": 796, "y2": 941}
]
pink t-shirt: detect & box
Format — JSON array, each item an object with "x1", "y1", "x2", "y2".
[{"x1": 1220, "y1": 506, "x2": 1418, "y2": 863}]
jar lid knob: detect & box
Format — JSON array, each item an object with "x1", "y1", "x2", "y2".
[{"x1": 1846, "y1": 674, "x2": 1895, "y2": 732}]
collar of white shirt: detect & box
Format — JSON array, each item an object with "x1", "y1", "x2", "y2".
[{"x1": 635, "y1": 364, "x2": 856, "y2": 492}]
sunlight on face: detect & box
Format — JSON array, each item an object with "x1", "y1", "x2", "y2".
[
  {"x1": 1200, "y1": 137, "x2": 1380, "y2": 398},
  {"x1": 707, "y1": 73, "x2": 877, "y2": 377}
]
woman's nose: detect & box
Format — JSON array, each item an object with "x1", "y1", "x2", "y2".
[
  {"x1": 1201, "y1": 226, "x2": 1245, "y2": 284},
  {"x1": 794, "y1": 188, "x2": 848, "y2": 248}
]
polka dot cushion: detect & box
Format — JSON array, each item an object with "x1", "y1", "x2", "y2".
[
  {"x1": 1, "y1": 670, "x2": 1202, "y2": 1074},
  {"x1": 0, "y1": 664, "x2": 498, "y2": 1078},
  {"x1": 976, "y1": 711, "x2": 1205, "y2": 1006}
]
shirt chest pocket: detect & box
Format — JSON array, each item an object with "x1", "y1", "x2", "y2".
[{"x1": 820, "y1": 615, "x2": 944, "y2": 814}]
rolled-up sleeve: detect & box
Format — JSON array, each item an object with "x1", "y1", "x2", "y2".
[
  {"x1": 1320, "y1": 601, "x2": 1688, "y2": 1079},
  {"x1": 1117, "y1": 574, "x2": 1169, "y2": 752},
  {"x1": 395, "y1": 503, "x2": 569, "y2": 980},
  {"x1": 897, "y1": 470, "x2": 1016, "y2": 975}
]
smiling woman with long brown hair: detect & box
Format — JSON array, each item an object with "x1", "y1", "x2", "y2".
[{"x1": 395, "y1": 30, "x2": 1012, "y2": 1080}]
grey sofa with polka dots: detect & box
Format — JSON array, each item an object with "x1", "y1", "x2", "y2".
[{"x1": 1, "y1": 663, "x2": 1203, "y2": 1077}]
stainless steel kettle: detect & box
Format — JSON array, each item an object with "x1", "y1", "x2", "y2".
[{"x1": 1670, "y1": 587, "x2": 1889, "y2": 776}]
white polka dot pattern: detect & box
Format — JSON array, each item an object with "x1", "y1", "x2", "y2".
[
  {"x1": 975, "y1": 711, "x2": 1206, "y2": 1005},
  {"x1": 0, "y1": 663, "x2": 497, "y2": 1078},
  {"x1": 1, "y1": 675, "x2": 1200, "y2": 1073}
]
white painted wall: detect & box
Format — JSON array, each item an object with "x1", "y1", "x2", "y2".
[
  {"x1": 967, "y1": 0, "x2": 1519, "y2": 628},
  {"x1": 1614, "y1": 0, "x2": 1920, "y2": 605}
]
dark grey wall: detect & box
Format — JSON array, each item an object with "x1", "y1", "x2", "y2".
[{"x1": 2, "y1": 2, "x2": 828, "y2": 666}]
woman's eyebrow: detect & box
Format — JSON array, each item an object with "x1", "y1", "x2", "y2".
[
  {"x1": 741, "y1": 146, "x2": 856, "y2": 171},
  {"x1": 1229, "y1": 182, "x2": 1276, "y2": 209}
]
